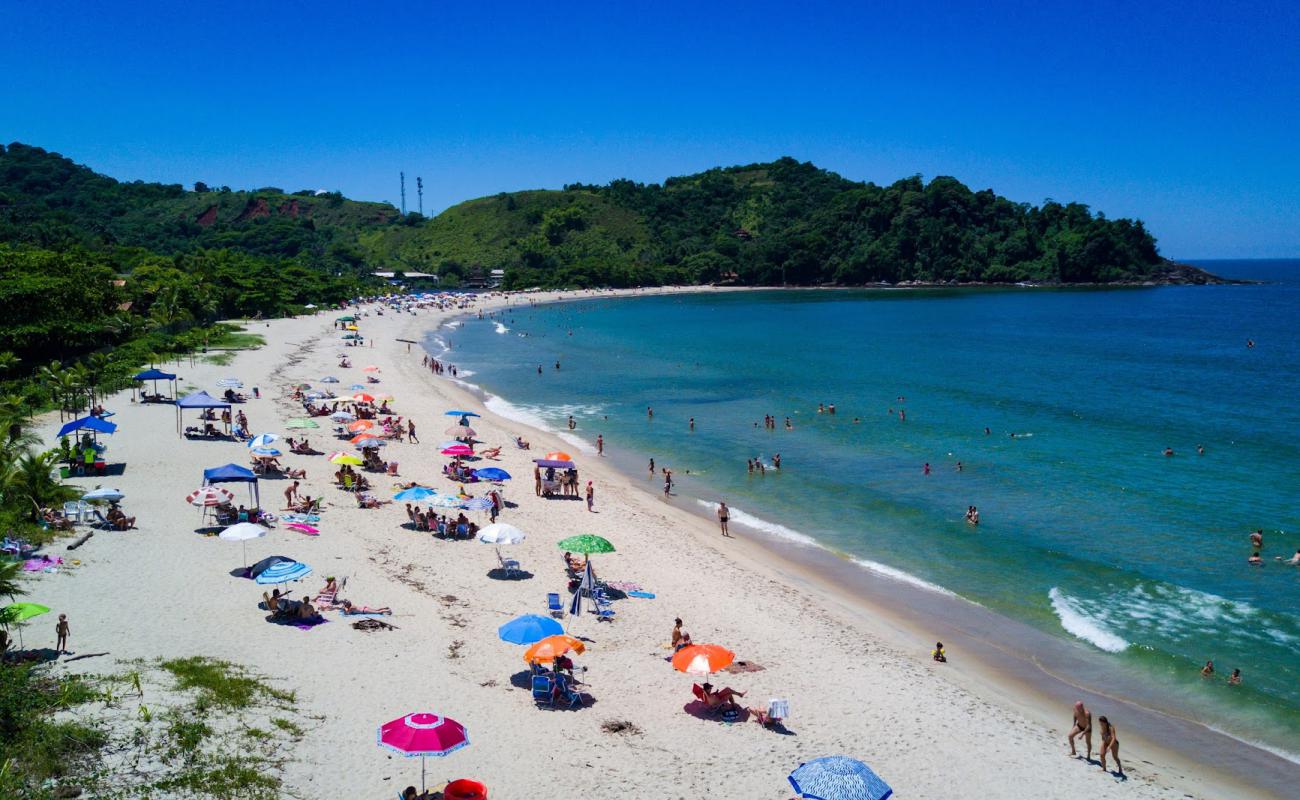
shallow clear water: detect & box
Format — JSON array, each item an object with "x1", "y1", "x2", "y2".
[{"x1": 431, "y1": 260, "x2": 1300, "y2": 758}]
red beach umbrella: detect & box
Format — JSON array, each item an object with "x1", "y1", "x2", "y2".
[{"x1": 186, "y1": 486, "x2": 235, "y2": 507}]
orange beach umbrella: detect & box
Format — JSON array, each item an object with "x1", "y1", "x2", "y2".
[
  {"x1": 523, "y1": 635, "x2": 585, "y2": 664},
  {"x1": 347, "y1": 420, "x2": 376, "y2": 433},
  {"x1": 672, "y1": 643, "x2": 735, "y2": 676},
  {"x1": 544, "y1": 451, "x2": 573, "y2": 462}
]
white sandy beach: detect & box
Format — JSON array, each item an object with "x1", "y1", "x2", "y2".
[{"x1": 27, "y1": 287, "x2": 1273, "y2": 799}]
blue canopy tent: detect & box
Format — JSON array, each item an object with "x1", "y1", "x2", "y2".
[
  {"x1": 202, "y1": 463, "x2": 260, "y2": 509},
  {"x1": 176, "y1": 390, "x2": 232, "y2": 436},
  {"x1": 58, "y1": 416, "x2": 117, "y2": 473},
  {"x1": 133, "y1": 368, "x2": 178, "y2": 403},
  {"x1": 57, "y1": 415, "x2": 117, "y2": 439}
]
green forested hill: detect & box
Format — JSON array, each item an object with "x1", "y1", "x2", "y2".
[{"x1": 366, "y1": 157, "x2": 1204, "y2": 288}]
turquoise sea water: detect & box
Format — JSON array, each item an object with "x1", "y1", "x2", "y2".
[{"x1": 431, "y1": 260, "x2": 1300, "y2": 759}]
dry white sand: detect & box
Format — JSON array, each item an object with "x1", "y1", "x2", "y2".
[{"x1": 29, "y1": 288, "x2": 1268, "y2": 799}]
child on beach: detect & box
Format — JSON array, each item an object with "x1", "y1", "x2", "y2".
[{"x1": 56, "y1": 614, "x2": 69, "y2": 653}]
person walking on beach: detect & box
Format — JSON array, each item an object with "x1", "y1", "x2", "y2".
[
  {"x1": 1097, "y1": 716, "x2": 1123, "y2": 776},
  {"x1": 1068, "y1": 700, "x2": 1092, "y2": 760},
  {"x1": 663, "y1": 472, "x2": 672, "y2": 497},
  {"x1": 534, "y1": 464, "x2": 542, "y2": 497},
  {"x1": 55, "y1": 613, "x2": 69, "y2": 654},
  {"x1": 718, "y1": 502, "x2": 730, "y2": 537},
  {"x1": 585, "y1": 481, "x2": 594, "y2": 512},
  {"x1": 596, "y1": 434, "x2": 604, "y2": 455},
  {"x1": 407, "y1": 419, "x2": 418, "y2": 443}
]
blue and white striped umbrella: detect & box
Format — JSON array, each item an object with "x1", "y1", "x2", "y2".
[
  {"x1": 216, "y1": 377, "x2": 243, "y2": 388},
  {"x1": 429, "y1": 494, "x2": 464, "y2": 509},
  {"x1": 250, "y1": 446, "x2": 283, "y2": 457},
  {"x1": 393, "y1": 487, "x2": 436, "y2": 502},
  {"x1": 788, "y1": 756, "x2": 892, "y2": 800},
  {"x1": 355, "y1": 439, "x2": 386, "y2": 449},
  {"x1": 247, "y1": 433, "x2": 279, "y2": 449},
  {"x1": 462, "y1": 497, "x2": 493, "y2": 512},
  {"x1": 254, "y1": 560, "x2": 313, "y2": 585}
]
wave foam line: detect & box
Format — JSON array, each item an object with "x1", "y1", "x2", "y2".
[
  {"x1": 692, "y1": 501, "x2": 955, "y2": 596},
  {"x1": 493, "y1": 322, "x2": 510, "y2": 334},
  {"x1": 1049, "y1": 587, "x2": 1129, "y2": 653},
  {"x1": 483, "y1": 394, "x2": 555, "y2": 432}
]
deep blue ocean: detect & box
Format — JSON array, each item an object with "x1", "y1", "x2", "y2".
[{"x1": 431, "y1": 259, "x2": 1300, "y2": 759}]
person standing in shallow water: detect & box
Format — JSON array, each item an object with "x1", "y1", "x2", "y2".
[
  {"x1": 596, "y1": 434, "x2": 603, "y2": 455},
  {"x1": 718, "y1": 502, "x2": 730, "y2": 537}
]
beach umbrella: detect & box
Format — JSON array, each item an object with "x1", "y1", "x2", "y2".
[
  {"x1": 247, "y1": 433, "x2": 279, "y2": 449},
  {"x1": 329, "y1": 452, "x2": 363, "y2": 466},
  {"x1": 477, "y1": 523, "x2": 525, "y2": 545},
  {"x1": 498, "y1": 614, "x2": 562, "y2": 645},
  {"x1": 342, "y1": 333, "x2": 363, "y2": 340},
  {"x1": 216, "y1": 377, "x2": 243, "y2": 388},
  {"x1": 445, "y1": 425, "x2": 477, "y2": 438},
  {"x1": 82, "y1": 487, "x2": 125, "y2": 503},
  {"x1": 394, "y1": 486, "x2": 436, "y2": 502},
  {"x1": 0, "y1": 602, "x2": 51, "y2": 649},
  {"x1": 788, "y1": 756, "x2": 893, "y2": 800},
  {"x1": 555, "y1": 535, "x2": 615, "y2": 555},
  {"x1": 355, "y1": 439, "x2": 385, "y2": 450},
  {"x1": 347, "y1": 420, "x2": 375, "y2": 433},
  {"x1": 304, "y1": 391, "x2": 326, "y2": 400},
  {"x1": 285, "y1": 418, "x2": 319, "y2": 429},
  {"x1": 293, "y1": 383, "x2": 312, "y2": 390},
  {"x1": 321, "y1": 376, "x2": 340, "y2": 383},
  {"x1": 254, "y1": 559, "x2": 313, "y2": 585},
  {"x1": 219, "y1": 521, "x2": 266, "y2": 567},
  {"x1": 249, "y1": 447, "x2": 282, "y2": 458},
  {"x1": 523, "y1": 634, "x2": 585, "y2": 664},
  {"x1": 330, "y1": 411, "x2": 357, "y2": 423},
  {"x1": 349, "y1": 384, "x2": 367, "y2": 391},
  {"x1": 545, "y1": 451, "x2": 573, "y2": 462},
  {"x1": 187, "y1": 486, "x2": 235, "y2": 507},
  {"x1": 352, "y1": 393, "x2": 376, "y2": 404},
  {"x1": 443, "y1": 410, "x2": 481, "y2": 418},
  {"x1": 436, "y1": 440, "x2": 465, "y2": 451},
  {"x1": 429, "y1": 494, "x2": 464, "y2": 509},
  {"x1": 461, "y1": 497, "x2": 493, "y2": 512},
  {"x1": 376, "y1": 712, "x2": 470, "y2": 794},
  {"x1": 672, "y1": 643, "x2": 735, "y2": 676},
  {"x1": 362, "y1": 365, "x2": 380, "y2": 372},
  {"x1": 441, "y1": 445, "x2": 474, "y2": 457},
  {"x1": 473, "y1": 467, "x2": 510, "y2": 482},
  {"x1": 350, "y1": 432, "x2": 380, "y2": 444}
]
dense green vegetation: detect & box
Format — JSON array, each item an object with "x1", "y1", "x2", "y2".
[
  {"x1": 372, "y1": 157, "x2": 1183, "y2": 288},
  {"x1": 0, "y1": 142, "x2": 405, "y2": 408}
]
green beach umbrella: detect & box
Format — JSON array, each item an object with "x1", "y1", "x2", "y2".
[
  {"x1": 555, "y1": 535, "x2": 615, "y2": 555},
  {"x1": 285, "y1": 418, "x2": 320, "y2": 429},
  {"x1": 1, "y1": 602, "x2": 51, "y2": 650}
]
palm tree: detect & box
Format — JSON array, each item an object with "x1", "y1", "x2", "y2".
[
  {"x1": 0, "y1": 560, "x2": 25, "y2": 602},
  {"x1": 0, "y1": 351, "x2": 19, "y2": 376},
  {"x1": 84, "y1": 352, "x2": 114, "y2": 408},
  {"x1": 0, "y1": 450, "x2": 79, "y2": 521}
]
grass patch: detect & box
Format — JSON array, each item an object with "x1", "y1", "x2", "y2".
[
  {"x1": 201, "y1": 351, "x2": 235, "y2": 366},
  {"x1": 207, "y1": 329, "x2": 266, "y2": 350},
  {"x1": 270, "y1": 717, "x2": 303, "y2": 737},
  {"x1": 160, "y1": 656, "x2": 293, "y2": 709}
]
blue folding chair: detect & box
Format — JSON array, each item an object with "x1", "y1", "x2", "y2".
[
  {"x1": 532, "y1": 674, "x2": 554, "y2": 706},
  {"x1": 591, "y1": 588, "x2": 616, "y2": 622},
  {"x1": 546, "y1": 592, "x2": 564, "y2": 617},
  {"x1": 554, "y1": 674, "x2": 584, "y2": 709}
]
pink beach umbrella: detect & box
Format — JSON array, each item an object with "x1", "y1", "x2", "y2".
[
  {"x1": 186, "y1": 486, "x2": 235, "y2": 507},
  {"x1": 376, "y1": 712, "x2": 470, "y2": 793},
  {"x1": 441, "y1": 445, "x2": 474, "y2": 457}
]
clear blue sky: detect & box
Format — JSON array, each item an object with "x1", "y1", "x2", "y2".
[{"x1": 2, "y1": 0, "x2": 1297, "y2": 258}]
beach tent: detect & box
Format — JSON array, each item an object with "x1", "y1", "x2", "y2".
[
  {"x1": 57, "y1": 415, "x2": 117, "y2": 439},
  {"x1": 132, "y1": 368, "x2": 178, "y2": 402},
  {"x1": 175, "y1": 390, "x2": 232, "y2": 435},
  {"x1": 203, "y1": 463, "x2": 260, "y2": 508}
]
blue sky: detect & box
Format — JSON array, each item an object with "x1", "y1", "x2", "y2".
[{"x1": 2, "y1": 0, "x2": 1297, "y2": 258}]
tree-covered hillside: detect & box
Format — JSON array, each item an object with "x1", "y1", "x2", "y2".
[{"x1": 369, "y1": 157, "x2": 1201, "y2": 288}]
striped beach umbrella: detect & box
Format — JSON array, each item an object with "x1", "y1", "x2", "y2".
[
  {"x1": 788, "y1": 756, "x2": 893, "y2": 800},
  {"x1": 186, "y1": 486, "x2": 235, "y2": 507},
  {"x1": 376, "y1": 713, "x2": 469, "y2": 794},
  {"x1": 253, "y1": 559, "x2": 312, "y2": 585}
]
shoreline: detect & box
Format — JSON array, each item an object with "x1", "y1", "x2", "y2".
[
  {"x1": 25, "y1": 286, "x2": 1292, "y2": 799},
  {"x1": 423, "y1": 288, "x2": 1297, "y2": 796}
]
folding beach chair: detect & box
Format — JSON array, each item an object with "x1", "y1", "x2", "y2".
[
  {"x1": 546, "y1": 593, "x2": 564, "y2": 618},
  {"x1": 531, "y1": 674, "x2": 554, "y2": 706},
  {"x1": 591, "y1": 588, "x2": 616, "y2": 622},
  {"x1": 496, "y1": 549, "x2": 521, "y2": 579}
]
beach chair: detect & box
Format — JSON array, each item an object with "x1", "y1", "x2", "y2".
[
  {"x1": 591, "y1": 588, "x2": 616, "y2": 622},
  {"x1": 546, "y1": 593, "x2": 564, "y2": 618},
  {"x1": 496, "y1": 549, "x2": 521, "y2": 579},
  {"x1": 553, "y1": 673, "x2": 584, "y2": 709},
  {"x1": 61, "y1": 501, "x2": 88, "y2": 524},
  {"x1": 90, "y1": 509, "x2": 115, "y2": 530},
  {"x1": 531, "y1": 674, "x2": 554, "y2": 706}
]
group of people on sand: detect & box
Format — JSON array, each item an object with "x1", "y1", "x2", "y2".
[
  {"x1": 670, "y1": 618, "x2": 748, "y2": 715},
  {"x1": 405, "y1": 505, "x2": 478, "y2": 539}
]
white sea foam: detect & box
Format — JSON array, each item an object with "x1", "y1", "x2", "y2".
[
  {"x1": 483, "y1": 394, "x2": 555, "y2": 432},
  {"x1": 849, "y1": 557, "x2": 958, "y2": 597},
  {"x1": 557, "y1": 432, "x2": 597, "y2": 454},
  {"x1": 455, "y1": 369, "x2": 475, "y2": 377},
  {"x1": 691, "y1": 500, "x2": 956, "y2": 596},
  {"x1": 494, "y1": 322, "x2": 510, "y2": 334},
  {"x1": 1049, "y1": 587, "x2": 1129, "y2": 653},
  {"x1": 443, "y1": 320, "x2": 462, "y2": 329}
]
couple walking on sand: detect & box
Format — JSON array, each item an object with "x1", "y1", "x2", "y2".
[{"x1": 1069, "y1": 700, "x2": 1123, "y2": 776}]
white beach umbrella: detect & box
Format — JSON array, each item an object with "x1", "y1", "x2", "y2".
[
  {"x1": 219, "y1": 521, "x2": 267, "y2": 567},
  {"x1": 330, "y1": 411, "x2": 357, "y2": 423},
  {"x1": 477, "y1": 523, "x2": 526, "y2": 545},
  {"x1": 82, "y1": 487, "x2": 125, "y2": 503},
  {"x1": 216, "y1": 377, "x2": 243, "y2": 388},
  {"x1": 247, "y1": 433, "x2": 279, "y2": 449}
]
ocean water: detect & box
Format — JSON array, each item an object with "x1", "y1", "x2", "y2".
[{"x1": 431, "y1": 260, "x2": 1300, "y2": 759}]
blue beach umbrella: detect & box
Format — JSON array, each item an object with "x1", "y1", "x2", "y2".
[
  {"x1": 350, "y1": 384, "x2": 366, "y2": 391},
  {"x1": 443, "y1": 410, "x2": 480, "y2": 418},
  {"x1": 321, "y1": 376, "x2": 340, "y2": 383},
  {"x1": 393, "y1": 486, "x2": 436, "y2": 502},
  {"x1": 788, "y1": 756, "x2": 892, "y2": 800},
  {"x1": 498, "y1": 614, "x2": 563, "y2": 645},
  {"x1": 254, "y1": 560, "x2": 313, "y2": 585},
  {"x1": 216, "y1": 377, "x2": 243, "y2": 388},
  {"x1": 473, "y1": 467, "x2": 511, "y2": 481},
  {"x1": 462, "y1": 497, "x2": 493, "y2": 512},
  {"x1": 250, "y1": 447, "x2": 283, "y2": 457}
]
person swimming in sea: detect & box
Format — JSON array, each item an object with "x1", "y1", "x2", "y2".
[
  {"x1": 1163, "y1": 446, "x2": 1174, "y2": 457},
  {"x1": 1228, "y1": 668, "x2": 1242, "y2": 685},
  {"x1": 1249, "y1": 529, "x2": 1263, "y2": 549},
  {"x1": 1201, "y1": 660, "x2": 1215, "y2": 678},
  {"x1": 1248, "y1": 551, "x2": 1262, "y2": 565}
]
